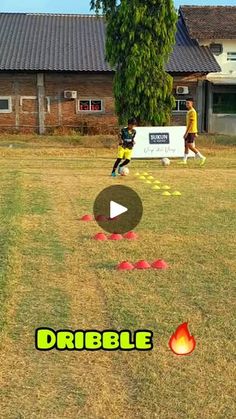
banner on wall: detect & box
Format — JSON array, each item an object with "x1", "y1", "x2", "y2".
[{"x1": 132, "y1": 126, "x2": 194, "y2": 158}]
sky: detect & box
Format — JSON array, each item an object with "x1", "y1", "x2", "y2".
[{"x1": 0, "y1": 0, "x2": 235, "y2": 14}]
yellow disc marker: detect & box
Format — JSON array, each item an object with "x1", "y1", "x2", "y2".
[
  {"x1": 162, "y1": 185, "x2": 171, "y2": 190},
  {"x1": 139, "y1": 176, "x2": 146, "y2": 180},
  {"x1": 146, "y1": 180, "x2": 152, "y2": 184},
  {"x1": 147, "y1": 176, "x2": 154, "y2": 180},
  {"x1": 135, "y1": 172, "x2": 140, "y2": 176},
  {"x1": 152, "y1": 185, "x2": 161, "y2": 190},
  {"x1": 153, "y1": 180, "x2": 161, "y2": 184},
  {"x1": 172, "y1": 191, "x2": 182, "y2": 196},
  {"x1": 162, "y1": 191, "x2": 171, "y2": 196},
  {"x1": 141, "y1": 172, "x2": 149, "y2": 176}
]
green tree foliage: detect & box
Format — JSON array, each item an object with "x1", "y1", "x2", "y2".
[
  {"x1": 90, "y1": 1, "x2": 177, "y2": 125},
  {"x1": 90, "y1": 0, "x2": 117, "y2": 16}
]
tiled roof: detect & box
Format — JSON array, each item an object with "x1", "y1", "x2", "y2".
[
  {"x1": 167, "y1": 45, "x2": 220, "y2": 73},
  {"x1": 0, "y1": 13, "x2": 110, "y2": 72},
  {"x1": 180, "y1": 6, "x2": 236, "y2": 40},
  {"x1": 167, "y1": 18, "x2": 220, "y2": 72},
  {"x1": 0, "y1": 12, "x2": 220, "y2": 73}
]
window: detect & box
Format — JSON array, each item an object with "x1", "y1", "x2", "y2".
[
  {"x1": 20, "y1": 96, "x2": 50, "y2": 113},
  {"x1": 79, "y1": 99, "x2": 103, "y2": 112},
  {"x1": 91, "y1": 100, "x2": 102, "y2": 111},
  {"x1": 213, "y1": 93, "x2": 236, "y2": 114},
  {"x1": 227, "y1": 52, "x2": 236, "y2": 61},
  {"x1": 20, "y1": 96, "x2": 37, "y2": 113},
  {"x1": 0, "y1": 96, "x2": 12, "y2": 113},
  {"x1": 173, "y1": 100, "x2": 187, "y2": 112}
]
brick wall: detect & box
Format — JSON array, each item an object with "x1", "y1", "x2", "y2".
[
  {"x1": 0, "y1": 72, "x2": 118, "y2": 133},
  {"x1": 44, "y1": 73, "x2": 117, "y2": 134},
  {"x1": 0, "y1": 71, "x2": 200, "y2": 134},
  {"x1": 0, "y1": 73, "x2": 37, "y2": 132}
]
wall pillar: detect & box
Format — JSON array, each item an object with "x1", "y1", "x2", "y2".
[
  {"x1": 37, "y1": 73, "x2": 45, "y2": 134},
  {"x1": 196, "y1": 80, "x2": 203, "y2": 133},
  {"x1": 207, "y1": 81, "x2": 213, "y2": 133},
  {"x1": 13, "y1": 80, "x2": 20, "y2": 131}
]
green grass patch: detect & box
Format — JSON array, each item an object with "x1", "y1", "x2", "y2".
[
  {"x1": 0, "y1": 137, "x2": 235, "y2": 418},
  {"x1": 25, "y1": 188, "x2": 52, "y2": 215},
  {"x1": 25, "y1": 228, "x2": 67, "y2": 265},
  {"x1": 0, "y1": 171, "x2": 23, "y2": 330},
  {"x1": 12, "y1": 288, "x2": 70, "y2": 341}
]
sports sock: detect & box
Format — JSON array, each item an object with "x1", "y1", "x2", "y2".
[
  {"x1": 196, "y1": 152, "x2": 204, "y2": 159},
  {"x1": 112, "y1": 158, "x2": 122, "y2": 172},
  {"x1": 119, "y1": 159, "x2": 130, "y2": 167},
  {"x1": 183, "y1": 153, "x2": 189, "y2": 162}
]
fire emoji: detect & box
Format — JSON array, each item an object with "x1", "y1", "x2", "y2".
[{"x1": 169, "y1": 322, "x2": 196, "y2": 355}]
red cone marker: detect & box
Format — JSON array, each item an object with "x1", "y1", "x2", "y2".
[
  {"x1": 123, "y1": 231, "x2": 138, "y2": 240},
  {"x1": 117, "y1": 261, "x2": 135, "y2": 270},
  {"x1": 81, "y1": 214, "x2": 93, "y2": 221},
  {"x1": 151, "y1": 259, "x2": 168, "y2": 270},
  {"x1": 134, "y1": 260, "x2": 151, "y2": 269},
  {"x1": 94, "y1": 233, "x2": 107, "y2": 241},
  {"x1": 109, "y1": 233, "x2": 123, "y2": 240}
]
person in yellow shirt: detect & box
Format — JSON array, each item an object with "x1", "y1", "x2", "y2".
[{"x1": 181, "y1": 98, "x2": 206, "y2": 166}]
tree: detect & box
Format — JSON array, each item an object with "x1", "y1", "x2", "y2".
[{"x1": 90, "y1": 0, "x2": 177, "y2": 126}]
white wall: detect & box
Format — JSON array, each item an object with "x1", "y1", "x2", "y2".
[
  {"x1": 201, "y1": 39, "x2": 236, "y2": 79},
  {"x1": 201, "y1": 39, "x2": 236, "y2": 135}
]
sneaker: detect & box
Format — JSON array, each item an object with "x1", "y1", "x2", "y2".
[
  {"x1": 199, "y1": 157, "x2": 206, "y2": 167},
  {"x1": 178, "y1": 160, "x2": 187, "y2": 165},
  {"x1": 111, "y1": 172, "x2": 117, "y2": 177}
]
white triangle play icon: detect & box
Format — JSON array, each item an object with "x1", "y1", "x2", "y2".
[{"x1": 110, "y1": 201, "x2": 128, "y2": 219}]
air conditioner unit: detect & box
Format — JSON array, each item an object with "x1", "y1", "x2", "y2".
[
  {"x1": 64, "y1": 90, "x2": 77, "y2": 99},
  {"x1": 176, "y1": 86, "x2": 189, "y2": 95},
  {"x1": 210, "y1": 43, "x2": 223, "y2": 56}
]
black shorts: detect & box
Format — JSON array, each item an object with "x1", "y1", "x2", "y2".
[{"x1": 185, "y1": 133, "x2": 197, "y2": 144}]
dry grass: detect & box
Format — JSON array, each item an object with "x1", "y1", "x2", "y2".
[{"x1": 0, "y1": 135, "x2": 235, "y2": 418}]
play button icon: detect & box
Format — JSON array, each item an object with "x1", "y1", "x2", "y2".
[
  {"x1": 93, "y1": 185, "x2": 143, "y2": 234},
  {"x1": 110, "y1": 201, "x2": 128, "y2": 219}
]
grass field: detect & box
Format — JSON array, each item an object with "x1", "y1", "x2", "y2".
[{"x1": 0, "y1": 134, "x2": 235, "y2": 418}]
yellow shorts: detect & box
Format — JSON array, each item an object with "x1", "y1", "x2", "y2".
[{"x1": 117, "y1": 146, "x2": 133, "y2": 160}]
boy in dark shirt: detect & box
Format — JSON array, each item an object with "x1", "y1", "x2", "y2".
[{"x1": 111, "y1": 118, "x2": 137, "y2": 177}]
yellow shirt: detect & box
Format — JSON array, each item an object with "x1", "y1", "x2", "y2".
[{"x1": 186, "y1": 108, "x2": 198, "y2": 133}]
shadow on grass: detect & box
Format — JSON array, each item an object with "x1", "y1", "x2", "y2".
[{"x1": 92, "y1": 261, "x2": 116, "y2": 270}]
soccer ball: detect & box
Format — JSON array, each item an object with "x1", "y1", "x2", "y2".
[
  {"x1": 161, "y1": 158, "x2": 170, "y2": 167},
  {"x1": 120, "y1": 167, "x2": 129, "y2": 176}
]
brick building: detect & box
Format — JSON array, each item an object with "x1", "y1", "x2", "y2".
[{"x1": 0, "y1": 12, "x2": 220, "y2": 134}]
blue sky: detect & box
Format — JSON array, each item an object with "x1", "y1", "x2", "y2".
[{"x1": 0, "y1": 0, "x2": 235, "y2": 14}]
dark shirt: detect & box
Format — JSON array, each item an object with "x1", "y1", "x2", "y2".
[{"x1": 120, "y1": 127, "x2": 136, "y2": 149}]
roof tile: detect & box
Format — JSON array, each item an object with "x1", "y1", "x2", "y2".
[
  {"x1": 0, "y1": 13, "x2": 220, "y2": 73},
  {"x1": 180, "y1": 6, "x2": 236, "y2": 40}
]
